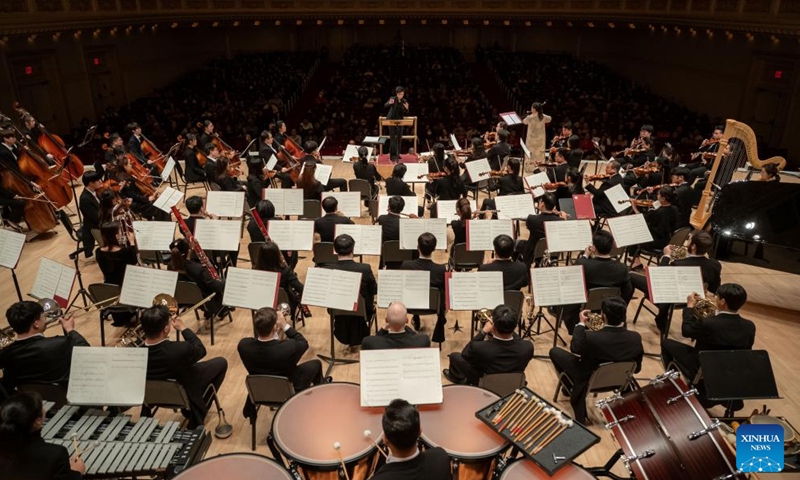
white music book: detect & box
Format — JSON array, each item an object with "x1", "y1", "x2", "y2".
[
  {"x1": 545, "y1": 220, "x2": 593, "y2": 253},
  {"x1": 607, "y1": 214, "x2": 654, "y2": 248},
  {"x1": 0, "y1": 228, "x2": 26, "y2": 269},
  {"x1": 301, "y1": 267, "x2": 362, "y2": 311},
  {"x1": 342, "y1": 144, "x2": 373, "y2": 162},
  {"x1": 67, "y1": 347, "x2": 147, "y2": 406},
  {"x1": 465, "y1": 158, "x2": 492, "y2": 183},
  {"x1": 604, "y1": 184, "x2": 632, "y2": 214},
  {"x1": 466, "y1": 219, "x2": 515, "y2": 251},
  {"x1": 446, "y1": 271, "x2": 504, "y2": 311},
  {"x1": 153, "y1": 186, "x2": 184, "y2": 213},
  {"x1": 335, "y1": 224, "x2": 383, "y2": 256},
  {"x1": 363, "y1": 136, "x2": 382, "y2": 144},
  {"x1": 299, "y1": 162, "x2": 333, "y2": 186},
  {"x1": 132, "y1": 221, "x2": 176, "y2": 252},
  {"x1": 205, "y1": 191, "x2": 245, "y2": 217},
  {"x1": 500, "y1": 111, "x2": 523, "y2": 125},
  {"x1": 267, "y1": 220, "x2": 314, "y2": 251},
  {"x1": 435, "y1": 199, "x2": 476, "y2": 224},
  {"x1": 159, "y1": 156, "x2": 176, "y2": 182},
  {"x1": 524, "y1": 171, "x2": 551, "y2": 198},
  {"x1": 399, "y1": 218, "x2": 448, "y2": 250},
  {"x1": 450, "y1": 133, "x2": 462, "y2": 151},
  {"x1": 31, "y1": 258, "x2": 76, "y2": 308},
  {"x1": 520, "y1": 141, "x2": 532, "y2": 159},
  {"x1": 377, "y1": 270, "x2": 430, "y2": 309},
  {"x1": 264, "y1": 188, "x2": 304, "y2": 216},
  {"x1": 119, "y1": 265, "x2": 178, "y2": 308},
  {"x1": 530, "y1": 266, "x2": 588, "y2": 306},
  {"x1": 193, "y1": 219, "x2": 242, "y2": 251},
  {"x1": 222, "y1": 267, "x2": 280, "y2": 310},
  {"x1": 322, "y1": 191, "x2": 362, "y2": 218},
  {"x1": 402, "y1": 163, "x2": 430, "y2": 183},
  {"x1": 646, "y1": 266, "x2": 706, "y2": 304},
  {"x1": 378, "y1": 195, "x2": 417, "y2": 217},
  {"x1": 360, "y1": 348, "x2": 442, "y2": 407},
  {"x1": 265, "y1": 153, "x2": 278, "y2": 171},
  {"x1": 494, "y1": 194, "x2": 537, "y2": 220}
]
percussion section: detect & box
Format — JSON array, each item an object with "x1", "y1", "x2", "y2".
[{"x1": 172, "y1": 453, "x2": 294, "y2": 480}]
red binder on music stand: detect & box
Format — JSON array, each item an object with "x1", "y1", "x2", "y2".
[{"x1": 572, "y1": 194, "x2": 596, "y2": 219}]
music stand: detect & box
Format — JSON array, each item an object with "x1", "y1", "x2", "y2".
[{"x1": 699, "y1": 349, "x2": 780, "y2": 418}]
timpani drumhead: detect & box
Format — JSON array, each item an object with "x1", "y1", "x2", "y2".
[
  {"x1": 418, "y1": 385, "x2": 508, "y2": 459},
  {"x1": 271, "y1": 383, "x2": 384, "y2": 467},
  {"x1": 500, "y1": 458, "x2": 595, "y2": 479},
  {"x1": 172, "y1": 453, "x2": 292, "y2": 480}
]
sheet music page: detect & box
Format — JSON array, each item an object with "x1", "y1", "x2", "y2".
[
  {"x1": 153, "y1": 186, "x2": 184, "y2": 213},
  {"x1": 119, "y1": 265, "x2": 178, "y2": 308},
  {"x1": 524, "y1": 172, "x2": 551, "y2": 198},
  {"x1": 264, "y1": 189, "x2": 304, "y2": 216},
  {"x1": 435, "y1": 199, "x2": 476, "y2": 224},
  {"x1": 466, "y1": 219, "x2": 514, "y2": 251},
  {"x1": 132, "y1": 221, "x2": 176, "y2": 251},
  {"x1": 378, "y1": 195, "x2": 417, "y2": 217},
  {"x1": 646, "y1": 266, "x2": 705, "y2": 304},
  {"x1": 360, "y1": 348, "x2": 443, "y2": 407},
  {"x1": 465, "y1": 158, "x2": 492, "y2": 183},
  {"x1": 205, "y1": 191, "x2": 245, "y2": 217},
  {"x1": 500, "y1": 111, "x2": 523, "y2": 125},
  {"x1": 31, "y1": 258, "x2": 76, "y2": 307},
  {"x1": 399, "y1": 218, "x2": 447, "y2": 250},
  {"x1": 495, "y1": 194, "x2": 536, "y2": 220},
  {"x1": 377, "y1": 270, "x2": 430, "y2": 308},
  {"x1": 402, "y1": 163, "x2": 429, "y2": 183},
  {"x1": 160, "y1": 156, "x2": 176, "y2": 182},
  {"x1": 604, "y1": 184, "x2": 631, "y2": 214},
  {"x1": 322, "y1": 191, "x2": 362, "y2": 218},
  {"x1": 315, "y1": 163, "x2": 333, "y2": 186},
  {"x1": 335, "y1": 224, "x2": 383, "y2": 256},
  {"x1": 607, "y1": 214, "x2": 654, "y2": 248},
  {"x1": 531, "y1": 266, "x2": 588, "y2": 306},
  {"x1": 520, "y1": 141, "x2": 532, "y2": 159},
  {"x1": 67, "y1": 347, "x2": 147, "y2": 406},
  {"x1": 193, "y1": 219, "x2": 242, "y2": 251},
  {"x1": 447, "y1": 271, "x2": 504, "y2": 311},
  {"x1": 545, "y1": 220, "x2": 593, "y2": 253},
  {"x1": 267, "y1": 220, "x2": 314, "y2": 251},
  {"x1": 301, "y1": 267, "x2": 361, "y2": 311},
  {"x1": 342, "y1": 144, "x2": 372, "y2": 162},
  {"x1": 265, "y1": 154, "x2": 278, "y2": 171},
  {"x1": 0, "y1": 228, "x2": 25, "y2": 269},
  {"x1": 363, "y1": 136, "x2": 382, "y2": 143},
  {"x1": 222, "y1": 267, "x2": 279, "y2": 310}
]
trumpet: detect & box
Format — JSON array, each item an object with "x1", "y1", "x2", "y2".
[
  {"x1": 585, "y1": 312, "x2": 605, "y2": 331},
  {"x1": 115, "y1": 293, "x2": 216, "y2": 348}
]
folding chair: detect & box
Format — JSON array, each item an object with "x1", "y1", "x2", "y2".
[
  {"x1": 553, "y1": 361, "x2": 636, "y2": 424},
  {"x1": 300, "y1": 200, "x2": 321, "y2": 220},
  {"x1": 321, "y1": 296, "x2": 374, "y2": 376},
  {"x1": 87, "y1": 283, "x2": 135, "y2": 346},
  {"x1": 138, "y1": 250, "x2": 169, "y2": 269},
  {"x1": 312, "y1": 242, "x2": 337, "y2": 266},
  {"x1": 449, "y1": 243, "x2": 485, "y2": 271},
  {"x1": 207, "y1": 181, "x2": 222, "y2": 192},
  {"x1": 348, "y1": 179, "x2": 374, "y2": 202},
  {"x1": 245, "y1": 375, "x2": 295, "y2": 450},
  {"x1": 380, "y1": 240, "x2": 414, "y2": 269},
  {"x1": 143, "y1": 379, "x2": 231, "y2": 438},
  {"x1": 174, "y1": 281, "x2": 231, "y2": 346},
  {"x1": 478, "y1": 372, "x2": 526, "y2": 397}
]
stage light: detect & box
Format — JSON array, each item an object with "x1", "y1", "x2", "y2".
[
  {"x1": 212, "y1": 21, "x2": 219, "y2": 27},
  {"x1": 27, "y1": 35, "x2": 36, "y2": 43},
  {"x1": 52, "y1": 32, "x2": 61, "y2": 40},
  {"x1": 420, "y1": 19, "x2": 427, "y2": 25},
  {"x1": 253, "y1": 20, "x2": 260, "y2": 26},
  {"x1": 358, "y1": 19, "x2": 365, "y2": 25},
  {"x1": 233, "y1": 21, "x2": 240, "y2": 27},
  {"x1": 295, "y1": 20, "x2": 302, "y2": 25},
  {"x1": 484, "y1": 20, "x2": 490, "y2": 26},
  {"x1": 705, "y1": 28, "x2": 713, "y2": 38},
  {"x1": 275, "y1": 20, "x2": 281, "y2": 26},
  {"x1": 503, "y1": 20, "x2": 510, "y2": 26},
  {"x1": 545, "y1": 21, "x2": 552, "y2": 27},
  {"x1": 317, "y1": 20, "x2": 323, "y2": 25},
  {"x1": 770, "y1": 35, "x2": 779, "y2": 44},
  {"x1": 109, "y1": 27, "x2": 117, "y2": 36},
  {"x1": 400, "y1": 19, "x2": 406, "y2": 25},
  {"x1": 566, "y1": 21, "x2": 573, "y2": 27},
  {"x1": 442, "y1": 19, "x2": 448, "y2": 25},
  {"x1": 378, "y1": 19, "x2": 384, "y2": 25},
  {"x1": 607, "y1": 22, "x2": 614, "y2": 28},
  {"x1": 689, "y1": 28, "x2": 696, "y2": 36},
  {"x1": 75, "y1": 30, "x2": 83, "y2": 38},
  {"x1": 587, "y1": 22, "x2": 594, "y2": 28},
  {"x1": 171, "y1": 22, "x2": 178, "y2": 28},
  {"x1": 745, "y1": 32, "x2": 754, "y2": 42},
  {"x1": 191, "y1": 22, "x2": 199, "y2": 28},
  {"x1": 338, "y1": 19, "x2": 344, "y2": 25},
  {"x1": 524, "y1": 21, "x2": 531, "y2": 27},
  {"x1": 463, "y1": 19, "x2": 469, "y2": 25},
  {"x1": 628, "y1": 23, "x2": 636, "y2": 29}
]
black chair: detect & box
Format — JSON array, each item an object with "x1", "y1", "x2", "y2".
[
  {"x1": 245, "y1": 375, "x2": 295, "y2": 451},
  {"x1": 449, "y1": 243, "x2": 485, "y2": 271},
  {"x1": 321, "y1": 296, "x2": 374, "y2": 376},
  {"x1": 348, "y1": 178, "x2": 374, "y2": 202},
  {"x1": 143, "y1": 379, "x2": 232, "y2": 438},
  {"x1": 300, "y1": 200, "x2": 321, "y2": 220},
  {"x1": 552, "y1": 361, "x2": 636, "y2": 424},
  {"x1": 312, "y1": 242, "x2": 337, "y2": 266},
  {"x1": 87, "y1": 283, "x2": 135, "y2": 346},
  {"x1": 639, "y1": 227, "x2": 692, "y2": 265},
  {"x1": 380, "y1": 240, "x2": 414, "y2": 269},
  {"x1": 174, "y1": 281, "x2": 231, "y2": 346}
]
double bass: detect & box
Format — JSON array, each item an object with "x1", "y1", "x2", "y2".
[
  {"x1": 0, "y1": 157, "x2": 57, "y2": 234},
  {"x1": 13, "y1": 102, "x2": 84, "y2": 179},
  {"x1": 139, "y1": 133, "x2": 167, "y2": 173}
]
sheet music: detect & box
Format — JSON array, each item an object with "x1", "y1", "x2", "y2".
[
  {"x1": 132, "y1": 221, "x2": 176, "y2": 251},
  {"x1": 500, "y1": 111, "x2": 523, "y2": 125},
  {"x1": 449, "y1": 134, "x2": 462, "y2": 151},
  {"x1": 530, "y1": 266, "x2": 588, "y2": 306},
  {"x1": 465, "y1": 158, "x2": 492, "y2": 183},
  {"x1": 545, "y1": 220, "x2": 593, "y2": 253},
  {"x1": 335, "y1": 224, "x2": 383, "y2": 256},
  {"x1": 363, "y1": 136, "x2": 382, "y2": 144},
  {"x1": 222, "y1": 267, "x2": 280, "y2": 310},
  {"x1": 377, "y1": 270, "x2": 430, "y2": 308},
  {"x1": 402, "y1": 163, "x2": 429, "y2": 183},
  {"x1": 119, "y1": 265, "x2": 178, "y2": 308},
  {"x1": 31, "y1": 258, "x2": 76, "y2": 308},
  {"x1": 265, "y1": 153, "x2": 278, "y2": 171},
  {"x1": 646, "y1": 266, "x2": 706, "y2": 304},
  {"x1": 378, "y1": 195, "x2": 417, "y2": 217},
  {"x1": 153, "y1": 186, "x2": 184, "y2": 213},
  {"x1": 264, "y1": 189, "x2": 304, "y2": 216},
  {"x1": 399, "y1": 218, "x2": 448, "y2": 250},
  {"x1": 67, "y1": 347, "x2": 148, "y2": 406},
  {"x1": 205, "y1": 191, "x2": 245, "y2": 217},
  {"x1": 192, "y1": 219, "x2": 242, "y2": 251},
  {"x1": 360, "y1": 349, "x2": 442, "y2": 407},
  {"x1": 520, "y1": 141, "x2": 532, "y2": 159},
  {"x1": 447, "y1": 271, "x2": 504, "y2": 311},
  {"x1": 495, "y1": 194, "x2": 536, "y2": 220},
  {"x1": 342, "y1": 144, "x2": 373, "y2": 162},
  {"x1": 607, "y1": 214, "x2": 654, "y2": 248},
  {"x1": 267, "y1": 220, "x2": 314, "y2": 251},
  {"x1": 604, "y1": 184, "x2": 631, "y2": 214},
  {"x1": 159, "y1": 156, "x2": 176, "y2": 182},
  {"x1": 0, "y1": 228, "x2": 25, "y2": 269},
  {"x1": 466, "y1": 219, "x2": 514, "y2": 251},
  {"x1": 524, "y1": 172, "x2": 551, "y2": 198},
  {"x1": 301, "y1": 267, "x2": 361, "y2": 311},
  {"x1": 322, "y1": 191, "x2": 362, "y2": 218},
  {"x1": 435, "y1": 199, "x2": 476, "y2": 224}
]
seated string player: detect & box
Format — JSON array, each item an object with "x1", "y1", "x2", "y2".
[
  {"x1": 477, "y1": 234, "x2": 529, "y2": 291},
  {"x1": 361, "y1": 302, "x2": 430, "y2": 350},
  {"x1": 325, "y1": 234, "x2": 377, "y2": 346},
  {"x1": 314, "y1": 196, "x2": 354, "y2": 243}
]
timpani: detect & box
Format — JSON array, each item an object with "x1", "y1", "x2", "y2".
[
  {"x1": 499, "y1": 458, "x2": 595, "y2": 480},
  {"x1": 172, "y1": 453, "x2": 293, "y2": 480}
]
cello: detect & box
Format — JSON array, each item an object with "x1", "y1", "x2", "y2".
[
  {"x1": 276, "y1": 137, "x2": 304, "y2": 183},
  {"x1": 101, "y1": 143, "x2": 157, "y2": 197},
  {"x1": 0, "y1": 157, "x2": 57, "y2": 234},
  {"x1": 139, "y1": 133, "x2": 166, "y2": 173},
  {"x1": 13, "y1": 102, "x2": 84, "y2": 179}
]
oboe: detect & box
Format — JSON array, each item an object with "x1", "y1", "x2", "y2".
[
  {"x1": 171, "y1": 205, "x2": 220, "y2": 280},
  {"x1": 250, "y1": 207, "x2": 271, "y2": 241}
]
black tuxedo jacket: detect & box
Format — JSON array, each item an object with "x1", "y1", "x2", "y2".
[
  {"x1": 314, "y1": 213, "x2": 354, "y2": 243},
  {"x1": 0, "y1": 144, "x2": 19, "y2": 166},
  {"x1": 143, "y1": 328, "x2": 206, "y2": 382},
  {"x1": 128, "y1": 135, "x2": 145, "y2": 161},
  {"x1": 525, "y1": 212, "x2": 563, "y2": 245},
  {"x1": 574, "y1": 256, "x2": 633, "y2": 302},
  {"x1": 570, "y1": 324, "x2": 644, "y2": 380},
  {"x1": 659, "y1": 255, "x2": 722, "y2": 294},
  {"x1": 488, "y1": 175, "x2": 524, "y2": 196},
  {"x1": 377, "y1": 213, "x2": 402, "y2": 243},
  {"x1": 0, "y1": 433, "x2": 82, "y2": 480},
  {"x1": 361, "y1": 327, "x2": 431, "y2": 350},
  {"x1": 259, "y1": 143, "x2": 278, "y2": 163},
  {"x1": 486, "y1": 141, "x2": 510, "y2": 171},
  {"x1": 0, "y1": 331, "x2": 89, "y2": 391},
  {"x1": 674, "y1": 183, "x2": 694, "y2": 228},
  {"x1": 644, "y1": 204, "x2": 679, "y2": 249},
  {"x1": 79, "y1": 189, "x2": 100, "y2": 229},
  {"x1": 204, "y1": 158, "x2": 218, "y2": 183},
  {"x1": 681, "y1": 309, "x2": 755, "y2": 354},
  {"x1": 401, "y1": 258, "x2": 446, "y2": 290},
  {"x1": 370, "y1": 447, "x2": 451, "y2": 480},
  {"x1": 567, "y1": 149, "x2": 584, "y2": 169},
  {"x1": 461, "y1": 332, "x2": 534, "y2": 377},
  {"x1": 478, "y1": 259, "x2": 529, "y2": 291},
  {"x1": 385, "y1": 177, "x2": 414, "y2": 196},
  {"x1": 585, "y1": 173, "x2": 623, "y2": 216},
  {"x1": 237, "y1": 327, "x2": 309, "y2": 378},
  {"x1": 184, "y1": 148, "x2": 206, "y2": 182}
]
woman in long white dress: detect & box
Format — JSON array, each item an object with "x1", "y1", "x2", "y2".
[{"x1": 522, "y1": 102, "x2": 551, "y2": 174}]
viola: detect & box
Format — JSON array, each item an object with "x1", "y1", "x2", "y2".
[{"x1": 13, "y1": 102, "x2": 85, "y2": 179}]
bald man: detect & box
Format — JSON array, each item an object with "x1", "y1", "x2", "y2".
[{"x1": 361, "y1": 302, "x2": 431, "y2": 350}]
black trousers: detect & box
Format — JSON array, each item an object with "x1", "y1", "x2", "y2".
[
  {"x1": 291, "y1": 359, "x2": 324, "y2": 391},
  {"x1": 324, "y1": 178, "x2": 348, "y2": 192},
  {"x1": 180, "y1": 357, "x2": 228, "y2": 429},
  {"x1": 411, "y1": 303, "x2": 447, "y2": 344},
  {"x1": 388, "y1": 126, "x2": 402, "y2": 160},
  {"x1": 277, "y1": 172, "x2": 294, "y2": 189},
  {"x1": 661, "y1": 339, "x2": 699, "y2": 381},
  {"x1": 80, "y1": 223, "x2": 96, "y2": 257},
  {"x1": 0, "y1": 197, "x2": 25, "y2": 224},
  {"x1": 448, "y1": 352, "x2": 481, "y2": 385},
  {"x1": 549, "y1": 347, "x2": 591, "y2": 422}
]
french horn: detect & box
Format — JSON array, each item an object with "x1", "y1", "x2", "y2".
[
  {"x1": 693, "y1": 297, "x2": 718, "y2": 320},
  {"x1": 669, "y1": 245, "x2": 688, "y2": 260},
  {"x1": 585, "y1": 312, "x2": 605, "y2": 331},
  {"x1": 476, "y1": 308, "x2": 493, "y2": 324}
]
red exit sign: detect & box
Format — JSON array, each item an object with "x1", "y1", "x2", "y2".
[
  {"x1": 24, "y1": 65, "x2": 32, "y2": 75},
  {"x1": 93, "y1": 57, "x2": 101, "y2": 66},
  {"x1": 774, "y1": 70, "x2": 783, "y2": 79}
]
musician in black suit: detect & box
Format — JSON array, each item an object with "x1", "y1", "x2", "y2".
[
  {"x1": 169, "y1": 238, "x2": 228, "y2": 319},
  {"x1": 547, "y1": 148, "x2": 570, "y2": 183},
  {"x1": 314, "y1": 196, "x2": 354, "y2": 243},
  {"x1": 629, "y1": 186, "x2": 679, "y2": 260},
  {"x1": 566, "y1": 135, "x2": 584, "y2": 169},
  {"x1": 183, "y1": 134, "x2": 206, "y2": 183},
  {"x1": 326, "y1": 234, "x2": 377, "y2": 346},
  {"x1": 685, "y1": 126, "x2": 723, "y2": 182},
  {"x1": 127, "y1": 122, "x2": 159, "y2": 178},
  {"x1": 670, "y1": 167, "x2": 694, "y2": 229},
  {"x1": 362, "y1": 302, "x2": 430, "y2": 350},
  {"x1": 203, "y1": 143, "x2": 220, "y2": 184},
  {"x1": 96, "y1": 133, "x2": 124, "y2": 180},
  {"x1": 302, "y1": 140, "x2": 348, "y2": 192},
  {"x1": 478, "y1": 234, "x2": 529, "y2": 291},
  {"x1": 584, "y1": 160, "x2": 624, "y2": 217},
  {"x1": 401, "y1": 233, "x2": 448, "y2": 342},
  {"x1": 486, "y1": 129, "x2": 511, "y2": 171},
  {"x1": 661, "y1": 284, "x2": 755, "y2": 383},
  {"x1": 549, "y1": 297, "x2": 644, "y2": 423},
  {"x1": 260, "y1": 130, "x2": 293, "y2": 189},
  {"x1": 79, "y1": 171, "x2": 103, "y2": 258},
  {"x1": 384, "y1": 86, "x2": 409, "y2": 162},
  {"x1": 0, "y1": 391, "x2": 85, "y2": 480},
  {"x1": 0, "y1": 129, "x2": 19, "y2": 166},
  {"x1": 481, "y1": 158, "x2": 524, "y2": 214},
  {"x1": 517, "y1": 193, "x2": 565, "y2": 266},
  {"x1": 140, "y1": 305, "x2": 228, "y2": 429},
  {"x1": 370, "y1": 399, "x2": 451, "y2": 480},
  {"x1": 385, "y1": 163, "x2": 414, "y2": 196},
  {"x1": 0, "y1": 301, "x2": 89, "y2": 392},
  {"x1": 444, "y1": 305, "x2": 534, "y2": 386},
  {"x1": 198, "y1": 120, "x2": 214, "y2": 152},
  {"x1": 427, "y1": 157, "x2": 466, "y2": 202}
]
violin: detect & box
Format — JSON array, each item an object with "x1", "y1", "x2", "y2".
[
  {"x1": 418, "y1": 172, "x2": 447, "y2": 179},
  {"x1": 618, "y1": 198, "x2": 655, "y2": 208},
  {"x1": 13, "y1": 102, "x2": 84, "y2": 179},
  {"x1": 585, "y1": 173, "x2": 612, "y2": 181},
  {"x1": 633, "y1": 163, "x2": 660, "y2": 177},
  {"x1": 102, "y1": 133, "x2": 152, "y2": 185},
  {"x1": 276, "y1": 137, "x2": 304, "y2": 182},
  {"x1": 634, "y1": 183, "x2": 680, "y2": 195},
  {"x1": 96, "y1": 179, "x2": 122, "y2": 195}
]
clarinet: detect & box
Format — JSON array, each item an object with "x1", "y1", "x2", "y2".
[
  {"x1": 250, "y1": 207, "x2": 270, "y2": 241},
  {"x1": 171, "y1": 205, "x2": 220, "y2": 280}
]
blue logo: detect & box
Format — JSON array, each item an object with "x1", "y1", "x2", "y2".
[{"x1": 737, "y1": 424, "x2": 784, "y2": 473}]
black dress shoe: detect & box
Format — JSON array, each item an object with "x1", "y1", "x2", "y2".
[{"x1": 442, "y1": 369, "x2": 465, "y2": 385}]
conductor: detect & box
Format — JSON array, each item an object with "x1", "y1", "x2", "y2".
[{"x1": 384, "y1": 86, "x2": 409, "y2": 162}]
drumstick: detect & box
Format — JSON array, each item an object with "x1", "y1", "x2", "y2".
[
  {"x1": 363, "y1": 430, "x2": 388, "y2": 459},
  {"x1": 499, "y1": 395, "x2": 528, "y2": 430},
  {"x1": 333, "y1": 442, "x2": 351, "y2": 480},
  {"x1": 519, "y1": 408, "x2": 557, "y2": 443},
  {"x1": 71, "y1": 435, "x2": 80, "y2": 460},
  {"x1": 528, "y1": 419, "x2": 564, "y2": 452},
  {"x1": 512, "y1": 402, "x2": 544, "y2": 436},
  {"x1": 506, "y1": 398, "x2": 537, "y2": 433},
  {"x1": 492, "y1": 389, "x2": 523, "y2": 424},
  {"x1": 79, "y1": 441, "x2": 99, "y2": 458},
  {"x1": 516, "y1": 406, "x2": 552, "y2": 440},
  {"x1": 533, "y1": 419, "x2": 573, "y2": 454},
  {"x1": 525, "y1": 415, "x2": 561, "y2": 450},
  {"x1": 495, "y1": 391, "x2": 527, "y2": 427}
]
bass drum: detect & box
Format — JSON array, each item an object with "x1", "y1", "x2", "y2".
[
  {"x1": 499, "y1": 458, "x2": 595, "y2": 479},
  {"x1": 171, "y1": 453, "x2": 292, "y2": 480}
]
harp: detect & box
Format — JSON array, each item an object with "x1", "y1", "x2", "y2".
[{"x1": 690, "y1": 119, "x2": 786, "y2": 230}]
